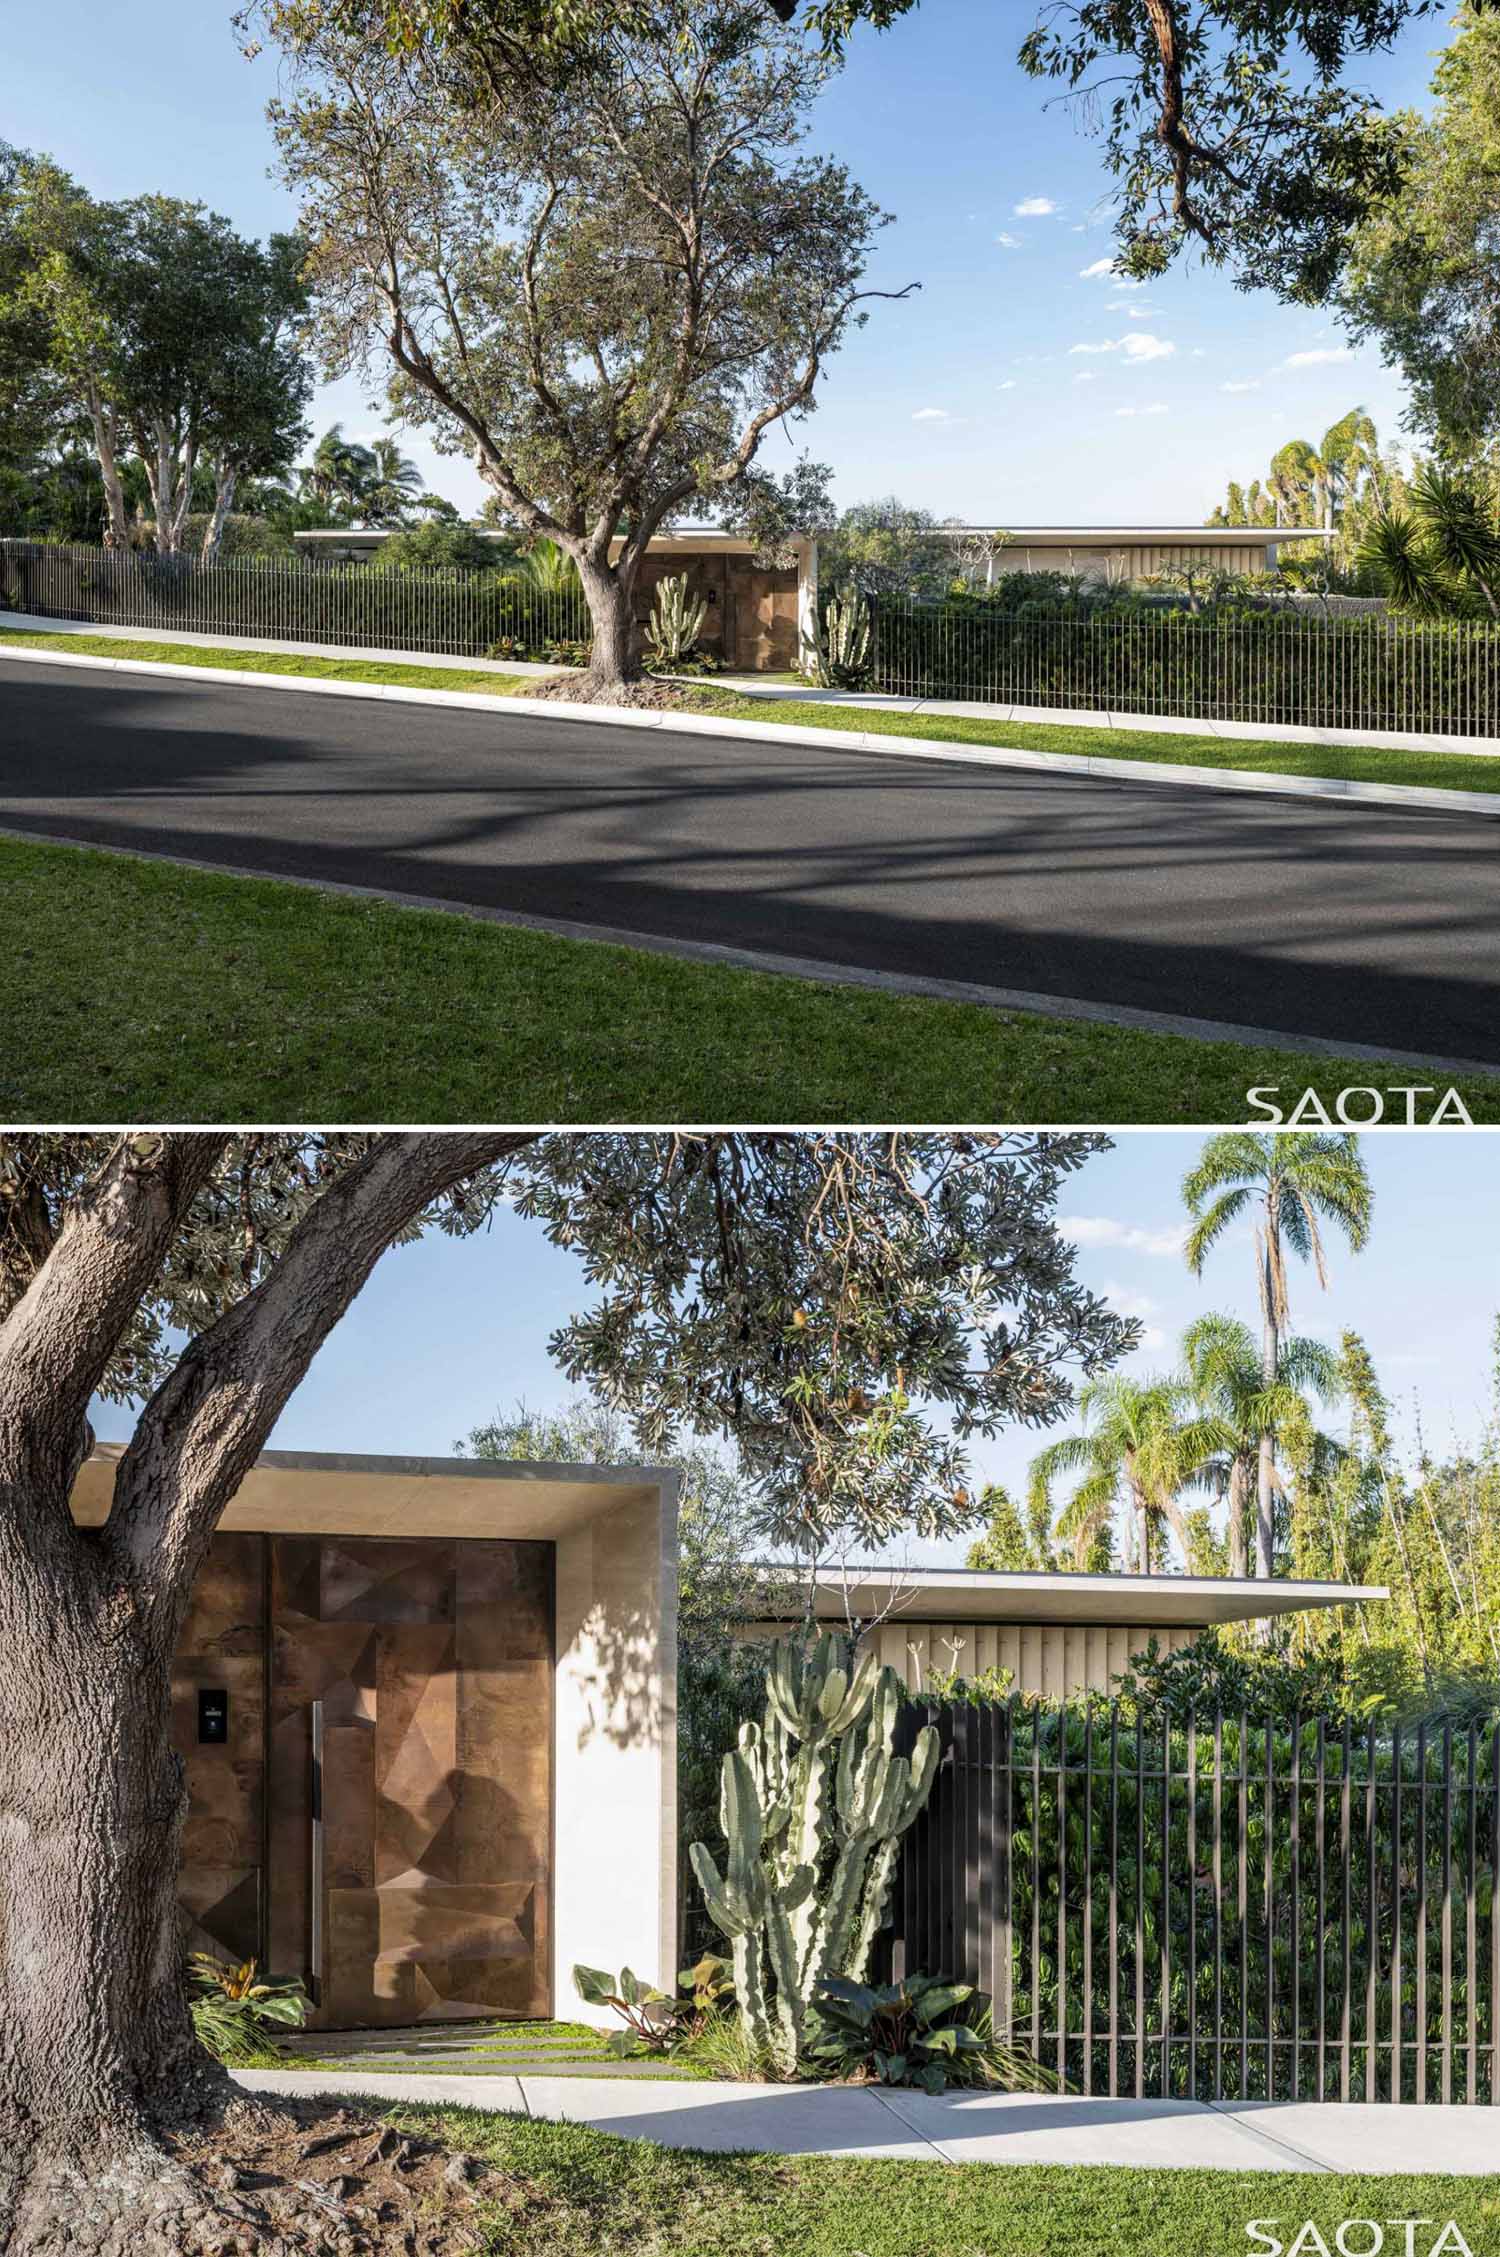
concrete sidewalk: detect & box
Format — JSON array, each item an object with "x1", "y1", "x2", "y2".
[{"x1": 232, "y1": 2069, "x2": 1500, "y2": 2174}]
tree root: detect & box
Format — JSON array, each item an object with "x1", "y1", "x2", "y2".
[
  {"x1": 1, "y1": 2093, "x2": 512, "y2": 2256},
  {"x1": 527, "y1": 669, "x2": 694, "y2": 709}
]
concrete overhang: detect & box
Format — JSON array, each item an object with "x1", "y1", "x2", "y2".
[
  {"x1": 72, "y1": 1443, "x2": 667, "y2": 1541},
  {"x1": 756, "y1": 1564, "x2": 1386, "y2": 1628},
  {"x1": 935, "y1": 525, "x2": 1336, "y2": 546}
]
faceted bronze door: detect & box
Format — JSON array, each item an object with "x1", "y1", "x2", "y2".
[{"x1": 267, "y1": 1536, "x2": 554, "y2": 2028}]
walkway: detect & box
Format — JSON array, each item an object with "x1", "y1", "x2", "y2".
[{"x1": 233, "y1": 2068, "x2": 1500, "y2": 2174}]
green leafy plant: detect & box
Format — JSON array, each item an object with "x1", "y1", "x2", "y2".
[
  {"x1": 806, "y1": 1972, "x2": 990, "y2": 2092},
  {"x1": 804, "y1": 585, "x2": 873, "y2": 687},
  {"x1": 572, "y1": 1955, "x2": 733, "y2": 2055},
  {"x1": 645, "y1": 572, "x2": 710, "y2": 669},
  {"x1": 689, "y1": 1634, "x2": 938, "y2": 2077},
  {"x1": 187, "y1": 1954, "x2": 308, "y2": 2066}
]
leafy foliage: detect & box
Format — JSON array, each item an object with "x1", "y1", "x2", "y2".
[
  {"x1": 187, "y1": 1955, "x2": 308, "y2": 2066},
  {"x1": 805, "y1": 1972, "x2": 994, "y2": 2092},
  {"x1": 254, "y1": 0, "x2": 902, "y2": 681}
]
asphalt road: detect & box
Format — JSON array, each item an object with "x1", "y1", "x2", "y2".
[{"x1": 3, "y1": 657, "x2": 1499, "y2": 1065}]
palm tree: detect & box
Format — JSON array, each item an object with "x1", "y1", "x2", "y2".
[
  {"x1": 1182, "y1": 1134, "x2": 1373, "y2": 1580},
  {"x1": 299, "y1": 424, "x2": 378, "y2": 523},
  {"x1": 1029, "y1": 1374, "x2": 1219, "y2": 1575},
  {"x1": 1179, "y1": 1314, "x2": 1342, "y2": 1577},
  {"x1": 365, "y1": 436, "x2": 424, "y2": 529},
  {"x1": 520, "y1": 536, "x2": 582, "y2": 597}
]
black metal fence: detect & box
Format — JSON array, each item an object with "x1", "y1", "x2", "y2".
[
  {"x1": 884, "y1": 1701, "x2": 1500, "y2": 2106},
  {"x1": 869, "y1": 600, "x2": 1500, "y2": 740},
  {"x1": 0, "y1": 539, "x2": 591, "y2": 660}
]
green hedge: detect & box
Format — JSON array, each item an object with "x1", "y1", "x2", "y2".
[
  {"x1": 869, "y1": 601, "x2": 1500, "y2": 738},
  {"x1": 0, "y1": 539, "x2": 591, "y2": 660}
]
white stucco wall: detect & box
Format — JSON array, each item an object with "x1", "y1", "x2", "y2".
[{"x1": 552, "y1": 1479, "x2": 679, "y2": 2021}]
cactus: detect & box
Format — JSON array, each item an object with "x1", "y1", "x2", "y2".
[
  {"x1": 802, "y1": 584, "x2": 873, "y2": 688},
  {"x1": 646, "y1": 571, "x2": 710, "y2": 667},
  {"x1": 689, "y1": 1633, "x2": 937, "y2": 2075}
]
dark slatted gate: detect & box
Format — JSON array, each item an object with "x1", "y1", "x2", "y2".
[{"x1": 883, "y1": 1700, "x2": 1500, "y2": 2105}]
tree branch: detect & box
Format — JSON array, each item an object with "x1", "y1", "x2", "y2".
[
  {"x1": 0, "y1": 1135, "x2": 227, "y2": 1517},
  {"x1": 103, "y1": 1132, "x2": 538, "y2": 1611}
]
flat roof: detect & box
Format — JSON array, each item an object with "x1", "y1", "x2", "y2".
[
  {"x1": 756, "y1": 1564, "x2": 1385, "y2": 1628},
  {"x1": 73, "y1": 1444, "x2": 671, "y2": 1541},
  {"x1": 942, "y1": 525, "x2": 1333, "y2": 543}
]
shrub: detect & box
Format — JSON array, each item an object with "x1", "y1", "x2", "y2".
[{"x1": 187, "y1": 1955, "x2": 308, "y2": 2066}]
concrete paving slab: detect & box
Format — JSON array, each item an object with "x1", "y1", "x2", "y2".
[
  {"x1": 871, "y1": 2089, "x2": 1290, "y2": 2171},
  {"x1": 514, "y1": 2073, "x2": 941, "y2": 2156},
  {"x1": 233, "y1": 2066, "x2": 528, "y2": 2116},
  {"x1": 1218, "y1": 2102, "x2": 1500, "y2": 2178}
]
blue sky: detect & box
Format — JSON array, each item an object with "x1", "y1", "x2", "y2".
[
  {"x1": 3, "y1": 0, "x2": 1449, "y2": 523},
  {"x1": 91, "y1": 1132, "x2": 1500, "y2": 1572}
]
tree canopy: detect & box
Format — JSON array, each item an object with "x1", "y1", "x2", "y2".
[{"x1": 255, "y1": 0, "x2": 905, "y2": 685}]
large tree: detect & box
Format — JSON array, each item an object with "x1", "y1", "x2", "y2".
[
  {"x1": 255, "y1": 0, "x2": 905, "y2": 693},
  {"x1": 0, "y1": 1129, "x2": 1129, "y2": 2249},
  {"x1": 330, "y1": 0, "x2": 1488, "y2": 304},
  {"x1": 8, "y1": 160, "x2": 310, "y2": 556},
  {"x1": 1341, "y1": 6, "x2": 1500, "y2": 458}
]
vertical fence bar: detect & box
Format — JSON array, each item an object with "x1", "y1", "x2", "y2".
[
  {"x1": 1187, "y1": 1713, "x2": 1198, "y2": 2099},
  {"x1": 1212, "y1": 1709, "x2": 1224, "y2": 2101},
  {"x1": 1416, "y1": 1720, "x2": 1429, "y2": 2105},
  {"x1": 1136, "y1": 1709, "x2": 1147, "y2": 2099},
  {"x1": 1339, "y1": 1717, "x2": 1352, "y2": 2104},
  {"x1": 1082, "y1": 1706, "x2": 1095, "y2": 2096},
  {"x1": 1442, "y1": 1717, "x2": 1454, "y2": 2107},
  {"x1": 1391, "y1": 1723, "x2": 1404, "y2": 2103},
  {"x1": 1108, "y1": 1703, "x2": 1120, "y2": 2098},
  {"x1": 1057, "y1": 1707, "x2": 1069, "y2": 2084}
]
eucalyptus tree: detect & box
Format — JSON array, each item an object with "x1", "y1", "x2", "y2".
[
  {"x1": 1342, "y1": 6, "x2": 1500, "y2": 458},
  {"x1": 0, "y1": 1129, "x2": 1129, "y2": 2249},
  {"x1": 255, "y1": 0, "x2": 903, "y2": 693},
  {"x1": 1179, "y1": 1312, "x2": 1343, "y2": 1577},
  {"x1": 1182, "y1": 1133, "x2": 1372, "y2": 1580},
  {"x1": 1027, "y1": 1371, "x2": 1215, "y2": 1574},
  {"x1": 8, "y1": 161, "x2": 311, "y2": 556}
]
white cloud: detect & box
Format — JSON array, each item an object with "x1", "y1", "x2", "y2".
[
  {"x1": 911, "y1": 407, "x2": 951, "y2": 422},
  {"x1": 1221, "y1": 379, "x2": 1260, "y2": 393},
  {"x1": 994, "y1": 230, "x2": 1021, "y2": 249},
  {"x1": 1079, "y1": 257, "x2": 1115, "y2": 279},
  {"x1": 1082, "y1": 258, "x2": 1145, "y2": 289},
  {"x1": 996, "y1": 379, "x2": 1017, "y2": 391},
  {"x1": 1191, "y1": 347, "x2": 1207, "y2": 357},
  {"x1": 1278, "y1": 346, "x2": 1353, "y2": 370},
  {"x1": 1014, "y1": 195, "x2": 1057, "y2": 216},
  {"x1": 1073, "y1": 371, "x2": 1097, "y2": 383},
  {"x1": 1102, "y1": 1281, "x2": 1161, "y2": 1322},
  {"x1": 1060, "y1": 1216, "x2": 1186, "y2": 1258},
  {"x1": 1069, "y1": 333, "x2": 1175, "y2": 363},
  {"x1": 1115, "y1": 402, "x2": 1169, "y2": 416}
]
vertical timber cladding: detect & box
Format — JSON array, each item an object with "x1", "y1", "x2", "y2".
[{"x1": 173, "y1": 1533, "x2": 556, "y2": 2027}]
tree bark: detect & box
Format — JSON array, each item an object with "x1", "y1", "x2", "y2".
[
  {"x1": 85, "y1": 381, "x2": 131, "y2": 552},
  {"x1": 575, "y1": 552, "x2": 640, "y2": 691},
  {"x1": 0, "y1": 1562, "x2": 218, "y2": 2193},
  {"x1": 1227, "y1": 1455, "x2": 1249, "y2": 1579},
  {"x1": 200, "y1": 466, "x2": 237, "y2": 563},
  {"x1": 0, "y1": 1133, "x2": 534, "y2": 2245}
]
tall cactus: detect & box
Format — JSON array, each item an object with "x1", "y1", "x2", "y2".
[
  {"x1": 646, "y1": 571, "x2": 709, "y2": 666},
  {"x1": 802, "y1": 585, "x2": 873, "y2": 688},
  {"x1": 690, "y1": 1634, "x2": 938, "y2": 2075}
]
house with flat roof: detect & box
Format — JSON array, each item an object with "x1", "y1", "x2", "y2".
[
  {"x1": 72, "y1": 1446, "x2": 1384, "y2": 2031},
  {"x1": 751, "y1": 1562, "x2": 1386, "y2": 1698}
]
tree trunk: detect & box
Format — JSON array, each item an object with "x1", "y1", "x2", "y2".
[
  {"x1": 0, "y1": 1543, "x2": 228, "y2": 2246},
  {"x1": 1256, "y1": 1230, "x2": 1279, "y2": 1608},
  {"x1": 86, "y1": 383, "x2": 131, "y2": 552},
  {"x1": 1227, "y1": 1456, "x2": 1249, "y2": 1578},
  {"x1": 575, "y1": 553, "x2": 640, "y2": 692},
  {"x1": 200, "y1": 466, "x2": 237, "y2": 564}
]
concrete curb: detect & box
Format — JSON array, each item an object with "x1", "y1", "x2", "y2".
[{"x1": 4, "y1": 635, "x2": 1499, "y2": 824}]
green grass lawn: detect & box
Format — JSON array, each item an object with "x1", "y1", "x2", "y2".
[
  {"x1": 374, "y1": 2102, "x2": 1500, "y2": 2257},
  {"x1": 1, "y1": 832, "x2": 1495, "y2": 1122},
  {"x1": 0, "y1": 624, "x2": 526, "y2": 697},
  {"x1": 5, "y1": 620, "x2": 1500, "y2": 798}
]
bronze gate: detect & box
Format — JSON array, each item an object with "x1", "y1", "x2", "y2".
[{"x1": 173, "y1": 1532, "x2": 554, "y2": 2027}]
